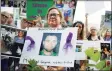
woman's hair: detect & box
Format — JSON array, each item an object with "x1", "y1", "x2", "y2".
[
  {"x1": 17, "y1": 30, "x2": 25, "y2": 37},
  {"x1": 40, "y1": 33, "x2": 61, "y2": 54},
  {"x1": 80, "y1": 60, "x2": 87, "y2": 66},
  {"x1": 46, "y1": 7, "x2": 62, "y2": 20},
  {"x1": 104, "y1": 30, "x2": 111, "y2": 38},
  {"x1": 73, "y1": 21, "x2": 84, "y2": 40}
]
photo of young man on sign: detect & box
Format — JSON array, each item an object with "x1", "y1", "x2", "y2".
[{"x1": 39, "y1": 33, "x2": 61, "y2": 56}]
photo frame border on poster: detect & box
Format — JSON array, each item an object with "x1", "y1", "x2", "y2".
[{"x1": 1, "y1": 25, "x2": 27, "y2": 57}]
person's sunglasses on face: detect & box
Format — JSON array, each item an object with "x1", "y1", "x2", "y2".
[
  {"x1": 1, "y1": 14, "x2": 9, "y2": 19},
  {"x1": 48, "y1": 13, "x2": 60, "y2": 17},
  {"x1": 26, "y1": 21, "x2": 36, "y2": 27}
]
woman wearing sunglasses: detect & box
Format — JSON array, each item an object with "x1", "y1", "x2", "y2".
[{"x1": 46, "y1": 7, "x2": 63, "y2": 28}]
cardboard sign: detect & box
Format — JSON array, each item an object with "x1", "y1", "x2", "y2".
[{"x1": 19, "y1": 27, "x2": 78, "y2": 67}]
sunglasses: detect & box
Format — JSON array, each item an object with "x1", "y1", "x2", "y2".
[
  {"x1": 27, "y1": 21, "x2": 36, "y2": 26},
  {"x1": 1, "y1": 14, "x2": 8, "y2": 18},
  {"x1": 48, "y1": 13, "x2": 60, "y2": 17},
  {"x1": 27, "y1": 21, "x2": 33, "y2": 24}
]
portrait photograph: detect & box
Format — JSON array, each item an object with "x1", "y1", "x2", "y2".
[
  {"x1": 75, "y1": 45, "x2": 82, "y2": 52},
  {"x1": 39, "y1": 33, "x2": 62, "y2": 56},
  {"x1": 101, "y1": 43, "x2": 110, "y2": 60},
  {"x1": 1, "y1": 25, "x2": 27, "y2": 57}
]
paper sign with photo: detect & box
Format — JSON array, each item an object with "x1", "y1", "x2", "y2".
[
  {"x1": 81, "y1": 41, "x2": 111, "y2": 70},
  {"x1": 100, "y1": 41, "x2": 111, "y2": 60},
  {"x1": 1, "y1": 25, "x2": 27, "y2": 57},
  {"x1": 75, "y1": 40, "x2": 85, "y2": 60},
  {"x1": 19, "y1": 27, "x2": 78, "y2": 67},
  {"x1": 75, "y1": 41, "x2": 101, "y2": 60}
]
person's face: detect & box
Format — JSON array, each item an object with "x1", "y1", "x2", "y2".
[
  {"x1": 21, "y1": 20, "x2": 28, "y2": 29},
  {"x1": 47, "y1": 9, "x2": 61, "y2": 27},
  {"x1": 104, "y1": 48, "x2": 107, "y2": 51},
  {"x1": 43, "y1": 35, "x2": 57, "y2": 52},
  {"x1": 106, "y1": 31, "x2": 111, "y2": 36},
  {"x1": 91, "y1": 29, "x2": 97, "y2": 36},
  {"x1": 1, "y1": 14, "x2": 8, "y2": 24},
  {"x1": 7, "y1": 15, "x2": 13, "y2": 24},
  {"x1": 18, "y1": 31, "x2": 24, "y2": 37},
  {"x1": 76, "y1": 23, "x2": 83, "y2": 34}
]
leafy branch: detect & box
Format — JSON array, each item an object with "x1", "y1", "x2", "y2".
[{"x1": 26, "y1": 59, "x2": 43, "y2": 71}]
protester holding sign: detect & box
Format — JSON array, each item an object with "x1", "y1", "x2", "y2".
[
  {"x1": 45, "y1": 7, "x2": 65, "y2": 71},
  {"x1": 38, "y1": 7, "x2": 65, "y2": 70}
]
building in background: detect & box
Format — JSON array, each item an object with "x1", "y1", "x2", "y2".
[{"x1": 100, "y1": 11, "x2": 112, "y2": 37}]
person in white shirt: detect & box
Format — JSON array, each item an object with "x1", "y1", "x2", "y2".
[{"x1": 87, "y1": 27, "x2": 103, "y2": 41}]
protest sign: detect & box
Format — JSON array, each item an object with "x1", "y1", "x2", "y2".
[
  {"x1": 19, "y1": 27, "x2": 78, "y2": 67},
  {"x1": 27, "y1": 0, "x2": 54, "y2": 20}
]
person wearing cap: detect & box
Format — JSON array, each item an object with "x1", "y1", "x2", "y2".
[
  {"x1": 87, "y1": 27, "x2": 103, "y2": 41},
  {"x1": 1, "y1": 11, "x2": 9, "y2": 24}
]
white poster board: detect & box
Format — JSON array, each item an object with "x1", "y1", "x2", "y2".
[
  {"x1": 75, "y1": 41, "x2": 101, "y2": 60},
  {"x1": 19, "y1": 27, "x2": 78, "y2": 67}
]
